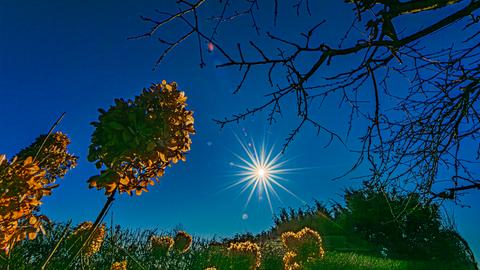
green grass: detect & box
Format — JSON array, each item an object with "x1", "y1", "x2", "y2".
[
  {"x1": 304, "y1": 252, "x2": 476, "y2": 270},
  {"x1": 1, "y1": 222, "x2": 477, "y2": 269}
]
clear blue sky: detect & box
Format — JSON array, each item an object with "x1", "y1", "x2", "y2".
[{"x1": 0, "y1": 0, "x2": 478, "y2": 259}]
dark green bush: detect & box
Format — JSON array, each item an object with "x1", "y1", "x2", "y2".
[
  {"x1": 335, "y1": 188, "x2": 475, "y2": 264},
  {"x1": 270, "y1": 187, "x2": 476, "y2": 267}
]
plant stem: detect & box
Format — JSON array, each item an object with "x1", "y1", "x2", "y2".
[
  {"x1": 118, "y1": 244, "x2": 146, "y2": 270},
  {"x1": 66, "y1": 190, "x2": 116, "y2": 269},
  {"x1": 40, "y1": 221, "x2": 72, "y2": 270},
  {"x1": 33, "y1": 112, "x2": 66, "y2": 162}
]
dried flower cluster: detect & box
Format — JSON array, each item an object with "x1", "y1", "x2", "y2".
[
  {"x1": 0, "y1": 157, "x2": 47, "y2": 253},
  {"x1": 281, "y1": 227, "x2": 324, "y2": 268},
  {"x1": 283, "y1": 251, "x2": 300, "y2": 270},
  {"x1": 87, "y1": 81, "x2": 195, "y2": 196},
  {"x1": 227, "y1": 241, "x2": 262, "y2": 269},
  {"x1": 151, "y1": 230, "x2": 192, "y2": 257},
  {"x1": 172, "y1": 231, "x2": 192, "y2": 253},
  {"x1": 16, "y1": 132, "x2": 78, "y2": 181},
  {"x1": 70, "y1": 221, "x2": 106, "y2": 257},
  {"x1": 151, "y1": 235, "x2": 174, "y2": 257},
  {"x1": 0, "y1": 132, "x2": 76, "y2": 253},
  {"x1": 110, "y1": 260, "x2": 127, "y2": 270}
]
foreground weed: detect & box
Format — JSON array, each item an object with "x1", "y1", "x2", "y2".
[{"x1": 282, "y1": 227, "x2": 324, "y2": 269}]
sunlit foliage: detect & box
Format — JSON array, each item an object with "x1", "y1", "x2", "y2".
[
  {"x1": 0, "y1": 157, "x2": 48, "y2": 253},
  {"x1": 87, "y1": 81, "x2": 195, "y2": 196},
  {"x1": 0, "y1": 132, "x2": 76, "y2": 254}
]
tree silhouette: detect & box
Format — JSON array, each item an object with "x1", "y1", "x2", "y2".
[{"x1": 131, "y1": 0, "x2": 480, "y2": 202}]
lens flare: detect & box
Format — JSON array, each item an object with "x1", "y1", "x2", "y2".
[
  {"x1": 225, "y1": 135, "x2": 304, "y2": 213},
  {"x1": 257, "y1": 168, "x2": 266, "y2": 178}
]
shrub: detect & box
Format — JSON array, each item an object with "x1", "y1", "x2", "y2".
[{"x1": 335, "y1": 188, "x2": 475, "y2": 263}]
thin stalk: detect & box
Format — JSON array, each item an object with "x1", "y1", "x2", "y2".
[
  {"x1": 118, "y1": 245, "x2": 146, "y2": 270},
  {"x1": 41, "y1": 221, "x2": 72, "y2": 270},
  {"x1": 6, "y1": 252, "x2": 10, "y2": 270},
  {"x1": 33, "y1": 112, "x2": 66, "y2": 161},
  {"x1": 66, "y1": 190, "x2": 116, "y2": 269},
  {"x1": 109, "y1": 211, "x2": 114, "y2": 265}
]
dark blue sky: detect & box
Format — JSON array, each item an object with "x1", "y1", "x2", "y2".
[{"x1": 1, "y1": 0, "x2": 479, "y2": 259}]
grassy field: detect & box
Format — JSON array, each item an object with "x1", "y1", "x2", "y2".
[
  {"x1": 303, "y1": 252, "x2": 476, "y2": 270},
  {"x1": 2, "y1": 190, "x2": 477, "y2": 270},
  {"x1": 2, "y1": 223, "x2": 477, "y2": 270}
]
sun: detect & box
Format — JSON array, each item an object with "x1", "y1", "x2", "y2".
[
  {"x1": 257, "y1": 168, "x2": 266, "y2": 178},
  {"x1": 225, "y1": 135, "x2": 304, "y2": 213}
]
